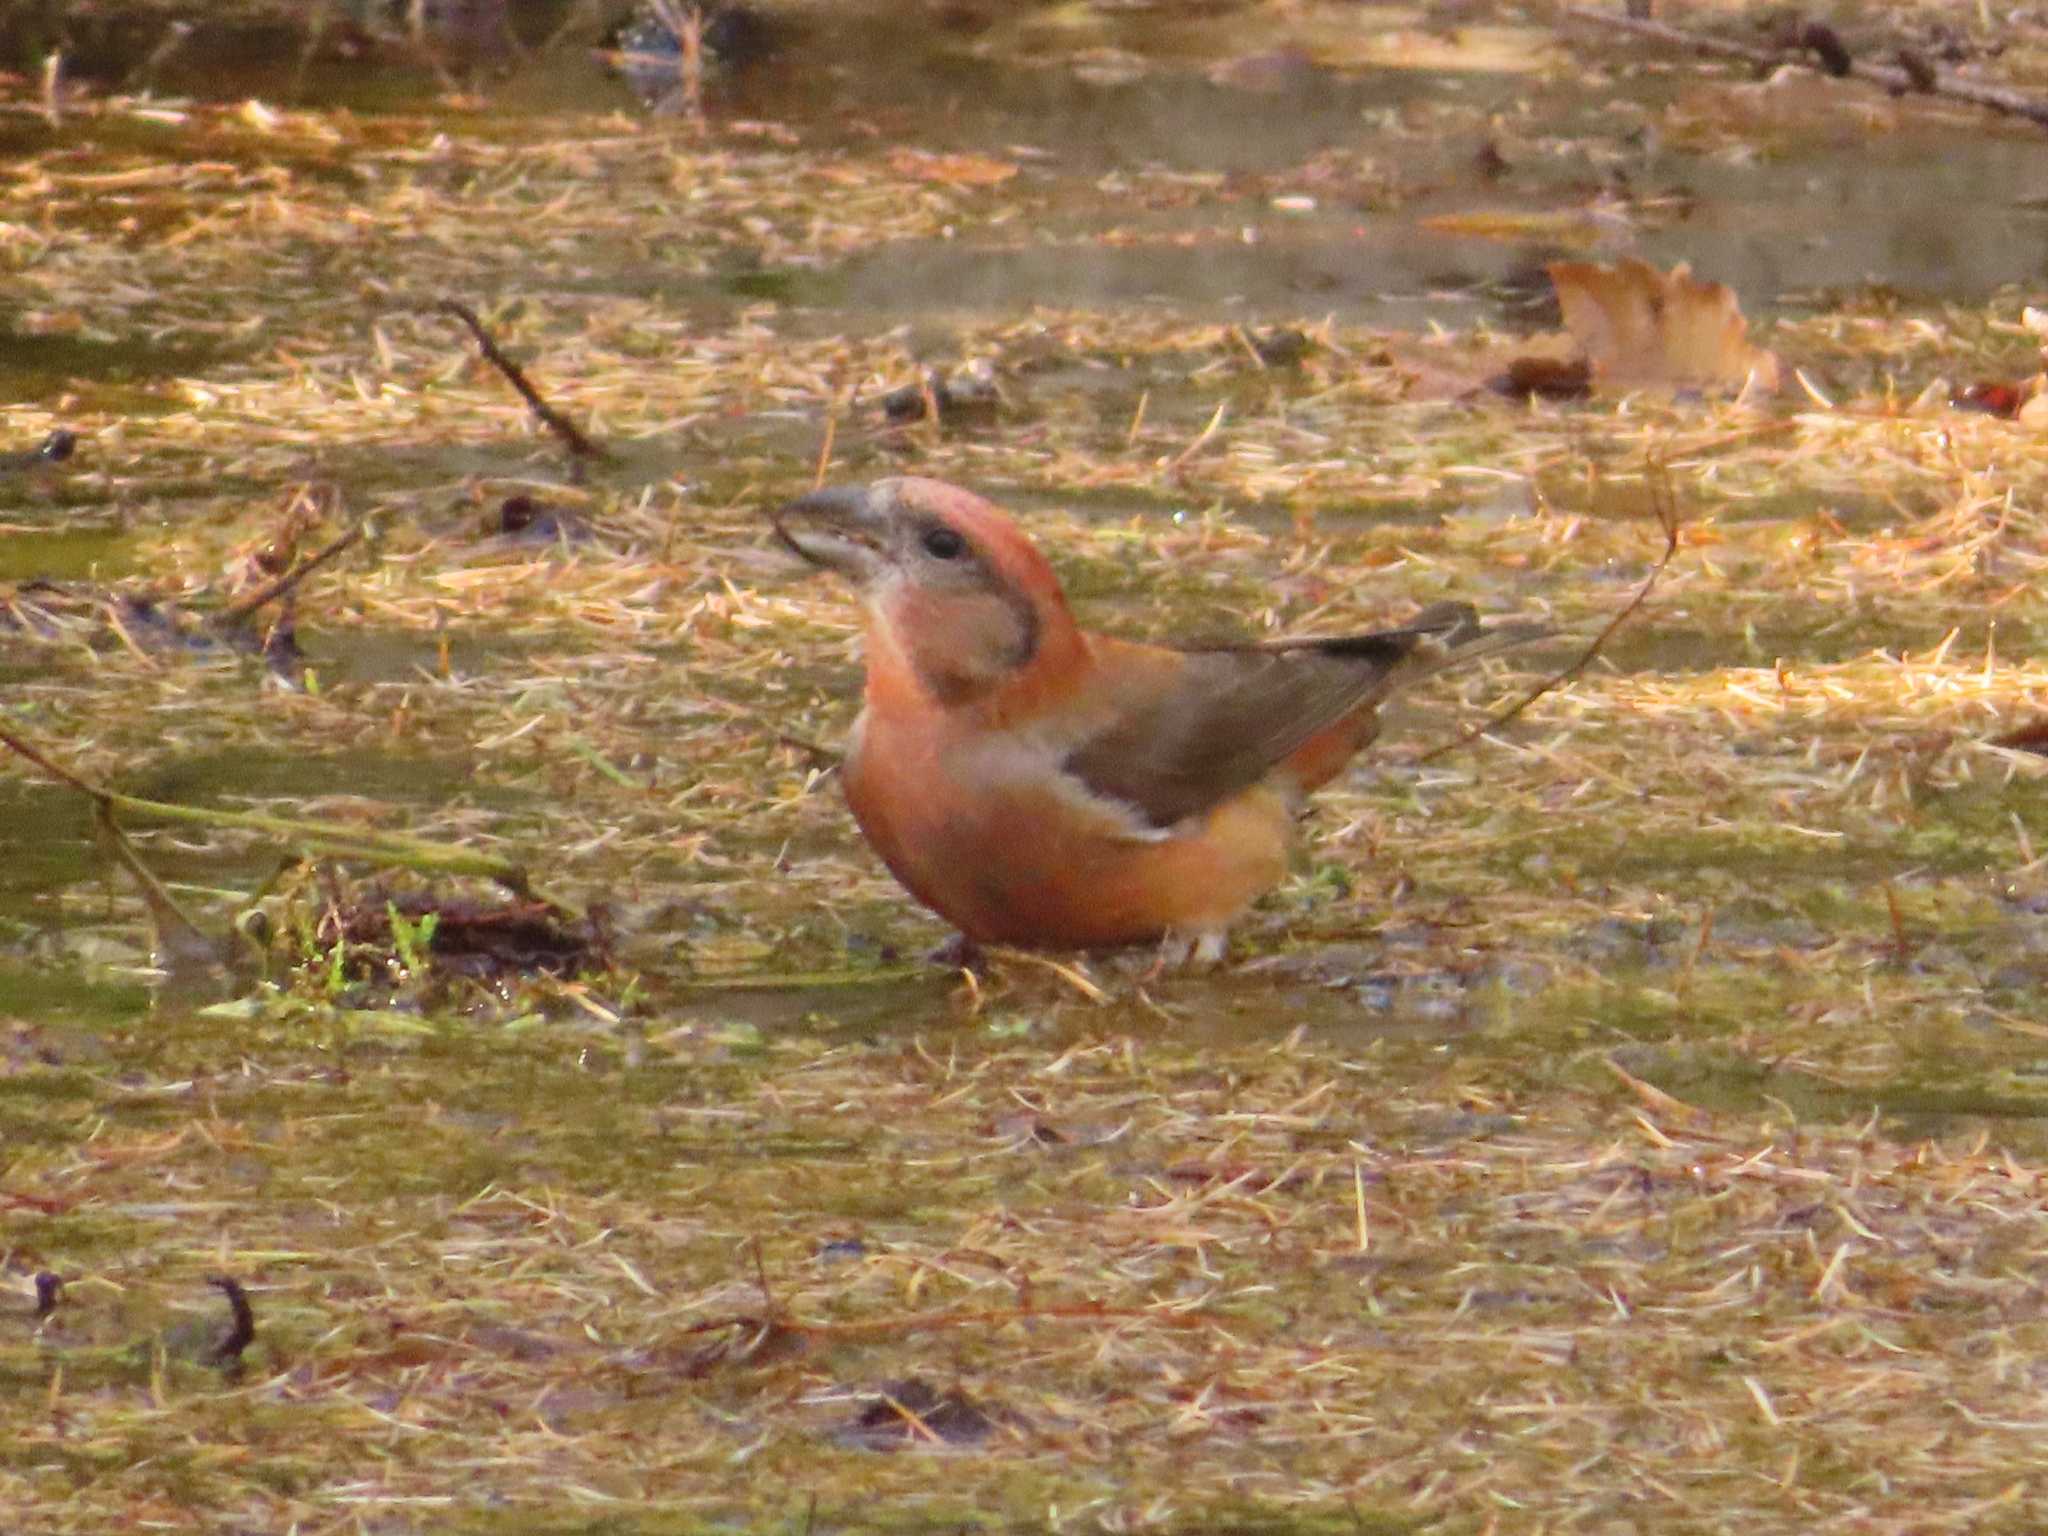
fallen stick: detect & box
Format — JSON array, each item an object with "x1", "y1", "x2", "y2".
[
  {"x1": 1563, "y1": 5, "x2": 2048, "y2": 133},
  {"x1": 0, "y1": 721, "x2": 544, "y2": 896},
  {"x1": 1416, "y1": 460, "x2": 1681, "y2": 764},
  {"x1": 433, "y1": 299, "x2": 608, "y2": 463},
  {"x1": 214, "y1": 522, "x2": 363, "y2": 627},
  {"x1": 93, "y1": 799, "x2": 242, "y2": 973}
]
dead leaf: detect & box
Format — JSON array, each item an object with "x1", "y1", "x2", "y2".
[
  {"x1": 1547, "y1": 258, "x2": 1780, "y2": 394},
  {"x1": 887, "y1": 149, "x2": 1019, "y2": 187},
  {"x1": 1492, "y1": 353, "x2": 1593, "y2": 401}
]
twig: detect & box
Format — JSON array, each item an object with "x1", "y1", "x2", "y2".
[
  {"x1": 1563, "y1": 5, "x2": 2048, "y2": 132},
  {"x1": 125, "y1": 19, "x2": 193, "y2": 92},
  {"x1": 93, "y1": 801, "x2": 227, "y2": 970},
  {"x1": 917, "y1": 371, "x2": 943, "y2": 446},
  {"x1": 682, "y1": 1299, "x2": 1218, "y2": 1346},
  {"x1": 1566, "y1": 6, "x2": 1814, "y2": 71},
  {"x1": 986, "y1": 947, "x2": 1109, "y2": 1004},
  {"x1": 811, "y1": 411, "x2": 836, "y2": 490},
  {"x1": 1605, "y1": 1057, "x2": 1714, "y2": 1129},
  {"x1": 215, "y1": 523, "x2": 363, "y2": 627},
  {"x1": 0, "y1": 722, "x2": 97, "y2": 796},
  {"x1": 872, "y1": 1388, "x2": 944, "y2": 1445},
  {"x1": 1416, "y1": 462, "x2": 1681, "y2": 764},
  {"x1": 0, "y1": 721, "x2": 543, "y2": 896},
  {"x1": 646, "y1": 0, "x2": 706, "y2": 129},
  {"x1": 39, "y1": 50, "x2": 62, "y2": 127},
  {"x1": 205, "y1": 1277, "x2": 257, "y2": 1365},
  {"x1": 748, "y1": 1236, "x2": 776, "y2": 1315},
  {"x1": 700, "y1": 694, "x2": 840, "y2": 769},
  {"x1": 540, "y1": 0, "x2": 607, "y2": 52},
  {"x1": 432, "y1": 300, "x2": 608, "y2": 462},
  {"x1": 291, "y1": 0, "x2": 331, "y2": 100},
  {"x1": 777, "y1": 732, "x2": 840, "y2": 769},
  {"x1": 1165, "y1": 400, "x2": 1227, "y2": 478},
  {"x1": 1883, "y1": 881, "x2": 1915, "y2": 963}
]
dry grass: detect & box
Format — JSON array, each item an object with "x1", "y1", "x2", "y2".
[{"x1": 8, "y1": 4, "x2": 2048, "y2": 1531}]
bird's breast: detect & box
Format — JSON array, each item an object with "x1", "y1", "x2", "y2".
[{"x1": 840, "y1": 706, "x2": 1292, "y2": 948}]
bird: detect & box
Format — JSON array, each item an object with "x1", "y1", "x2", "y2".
[{"x1": 772, "y1": 476, "x2": 1532, "y2": 965}]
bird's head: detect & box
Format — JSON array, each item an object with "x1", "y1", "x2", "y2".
[{"x1": 773, "y1": 477, "x2": 1078, "y2": 706}]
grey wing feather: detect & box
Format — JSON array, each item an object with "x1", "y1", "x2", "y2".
[{"x1": 1062, "y1": 603, "x2": 1503, "y2": 830}]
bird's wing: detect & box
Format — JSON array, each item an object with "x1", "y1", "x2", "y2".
[{"x1": 1061, "y1": 603, "x2": 1487, "y2": 830}]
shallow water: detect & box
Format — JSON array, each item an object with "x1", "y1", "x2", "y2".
[
  {"x1": 4, "y1": 1, "x2": 2048, "y2": 1131},
  {"x1": 23, "y1": 19, "x2": 2048, "y2": 1527}
]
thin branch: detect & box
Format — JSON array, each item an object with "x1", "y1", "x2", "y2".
[
  {"x1": 205, "y1": 1276, "x2": 257, "y2": 1366},
  {"x1": 682, "y1": 1298, "x2": 1218, "y2": 1346},
  {"x1": 0, "y1": 721, "x2": 542, "y2": 896},
  {"x1": 432, "y1": 299, "x2": 608, "y2": 462},
  {"x1": 1165, "y1": 400, "x2": 1227, "y2": 478},
  {"x1": 647, "y1": 0, "x2": 706, "y2": 131},
  {"x1": 215, "y1": 523, "x2": 363, "y2": 627},
  {"x1": 94, "y1": 801, "x2": 224, "y2": 966},
  {"x1": 1563, "y1": 5, "x2": 2048, "y2": 132},
  {"x1": 1416, "y1": 463, "x2": 1681, "y2": 764}
]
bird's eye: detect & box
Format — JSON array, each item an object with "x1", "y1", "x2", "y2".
[{"x1": 921, "y1": 527, "x2": 967, "y2": 561}]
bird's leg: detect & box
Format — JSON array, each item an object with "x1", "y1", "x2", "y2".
[
  {"x1": 925, "y1": 932, "x2": 988, "y2": 973},
  {"x1": 1150, "y1": 927, "x2": 1228, "y2": 975}
]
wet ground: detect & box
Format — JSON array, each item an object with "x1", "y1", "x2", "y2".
[
  {"x1": 1, "y1": 0, "x2": 2046, "y2": 1198},
  {"x1": 12, "y1": 2, "x2": 2048, "y2": 1529},
  {"x1": 7, "y1": 1, "x2": 2048, "y2": 1022}
]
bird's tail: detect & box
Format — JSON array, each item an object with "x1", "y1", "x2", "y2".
[
  {"x1": 1291, "y1": 600, "x2": 1550, "y2": 683},
  {"x1": 1389, "y1": 600, "x2": 1551, "y2": 680}
]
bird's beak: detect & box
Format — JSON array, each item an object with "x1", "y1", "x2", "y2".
[{"x1": 771, "y1": 485, "x2": 887, "y2": 582}]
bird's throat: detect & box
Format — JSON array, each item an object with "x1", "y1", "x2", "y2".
[{"x1": 868, "y1": 585, "x2": 1039, "y2": 709}]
